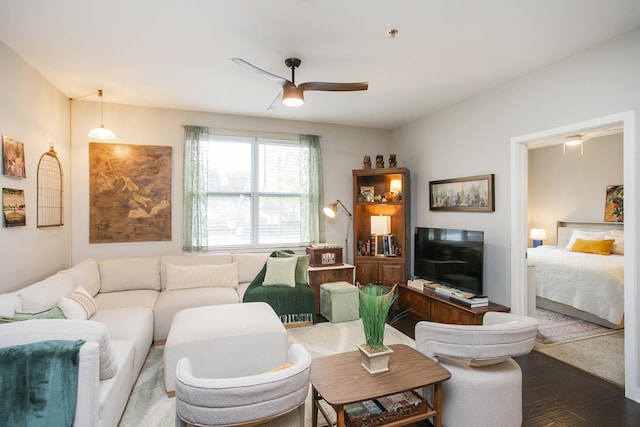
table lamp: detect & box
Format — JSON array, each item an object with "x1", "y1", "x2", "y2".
[
  {"x1": 529, "y1": 228, "x2": 547, "y2": 248},
  {"x1": 371, "y1": 215, "x2": 391, "y2": 256}
]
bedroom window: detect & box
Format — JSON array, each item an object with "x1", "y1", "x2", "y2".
[{"x1": 183, "y1": 126, "x2": 322, "y2": 251}]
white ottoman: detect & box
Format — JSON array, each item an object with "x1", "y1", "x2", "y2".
[
  {"x1": 163, "y1": 302, "x2": 288, "y2": 395},
  {"x1": 320, "y1": 281, "x2": 360, "y2": 323}
]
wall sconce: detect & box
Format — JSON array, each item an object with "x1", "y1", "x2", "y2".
[
  {"x1": 529, "y1": 228, "x2": 547, "y2": 248},
  {"x1": 371, "y1": 215, "x2": 391, "y2": 256},
  {"x1": 87, "y1": 90, "x2": 117, "y2": 140},
  {"x1": 323, "y1": 200, "x2": 352, "y2": 263},
  {"x1": 563, "y1": 134, "x2": 583, "y2": 156}
]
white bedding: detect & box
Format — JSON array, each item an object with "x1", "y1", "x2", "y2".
[{"x1": 527, "y1": 245, "x2": 624, "y2": 325}]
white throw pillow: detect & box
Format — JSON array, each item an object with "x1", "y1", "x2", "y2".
[
  {"x1": 565, "y1": 229, "x2": 606, "y2": 249},
  {"x1": 58, "y1": 258, "x2": 101, "y2": 297},
  {"x1": 165, "y1": 262, "x2": 239, "y2": 290},
  {"x1": 605, "y1": 230, "x2": 624, "y2": 255},
  {"x1": 58, "y1": 286, "x2": 98, "y2": 320},
  {"x1": 262, "y1": 257, "x2": 297, "y2": 287},
  {"x1": 16, "y1": 273, "x2": 75, "y2": 313},
  {"x1": 0, "y1": 294, "x2": 21, "y2": 317}
]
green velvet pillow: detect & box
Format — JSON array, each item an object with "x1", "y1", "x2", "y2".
[
  {"x1": 276, "y1": 251, "x2": 310, "y2": 284},
  {"x1": 0, "y1": 306, "x2": 66, "y2": 323},
  {"x1": 263, "y1": 256, "x2": 297, "y2": 287}
]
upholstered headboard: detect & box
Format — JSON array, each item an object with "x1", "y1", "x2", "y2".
[{"x1": 556, "y1": 220, "x2": 624, "y2": 247}]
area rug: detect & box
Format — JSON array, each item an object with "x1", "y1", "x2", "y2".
[
  {"x1": 534, "y1": 308, "x2": 619, "y2": 345},
  {"x1": 118, "y1": 320, "x2": 415, "y2": 427},
  {"x1": 534, "y1": 330, "x2": 624, "y2": 387},
  {"x1": 533, "y1": 308, "x2": 624, "y2": 387}
]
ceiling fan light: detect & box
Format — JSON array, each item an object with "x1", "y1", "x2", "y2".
[{"x1": 282, "y1": 85, "x2": 304, "y2": 107}]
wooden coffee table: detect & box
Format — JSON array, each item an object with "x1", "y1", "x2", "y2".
[{"x1": 310, "y1": 344, "x2": 451, "y2": 427}]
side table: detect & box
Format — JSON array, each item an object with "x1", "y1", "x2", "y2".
[
  {"x1": 308, "y1": 263, "x2": 355, "y2": 314},
  {"x1": 310, "y1": 344, "x2": 451, "y2": 427}
]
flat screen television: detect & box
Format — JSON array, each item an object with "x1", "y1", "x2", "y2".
[{"x1": 414, "y1": 227, "x2": 484, "y2": 295}]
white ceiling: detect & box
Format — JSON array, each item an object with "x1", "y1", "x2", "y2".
[{"x1": 1, "y1": 1, "x2": 640, "y2": 130}]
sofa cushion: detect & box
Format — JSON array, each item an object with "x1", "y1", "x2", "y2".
[
  {"x1": 91, "y1": 307, "x2": 154, "y2": 377},
  {"x1": 94, "y1": 289, "x2": 159, "y2": 312},
  {"x1": 263, "y1": 257, "x2": 297, "y2": 287},
  {"x1": 58, "y1": 286, "x2": 98, "y2": 320},
  {"x1": 153, "y1": 288, "x2": 241, "y2": 341},
  {"x1": 0, "y1": 319, "x2": 118, "y2": 380},
  {"x1": 165, "y1": 263, "x2": 238, "y2": 290},
  {"x1": 232, "y1": 253, "x2": 270, "y2": 284},
  {"x1": 160, "y1": 254, "x2": 233, "y2": 290},
  {"x1": 0, "y1": 294, "x2": 21, "y2": 317},
  {"x1": 59, "y1": 258, "x2": 101, "y2": 297},
  {"x1": 99, "y1": 257, "x2": 161, "y2": 292},
  {"x1": 13, "y1": 273, "x2": 75, "y2": 313}
]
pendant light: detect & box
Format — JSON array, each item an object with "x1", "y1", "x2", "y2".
[{"x1": 88, "y1": 90, "x2": 116, "y2": 140}]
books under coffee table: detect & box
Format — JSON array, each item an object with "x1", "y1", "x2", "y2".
[
  {"x1": 309, "y1": 344, "x2": 451, "y2": 427},
  {"x1": 345, "y1": 390, "x2": 427, "y2": 426}
]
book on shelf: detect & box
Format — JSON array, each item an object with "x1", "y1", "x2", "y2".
[
  {"x1": 344, "y1": 399, "x2": 383, "y2": 420},
  {"x1": 434, "y1": 287, "x2": 474, "y2": 300},
  {"x1": 376, "y1": 391, "x2": 423, "y2": 412},
  {"x1": 449, "y1": 294, "x2": 489, "y2": 308}
]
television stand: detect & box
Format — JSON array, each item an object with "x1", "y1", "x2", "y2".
[{"x1": 397, "y1": 283, "x2": 509, "y2": 325}]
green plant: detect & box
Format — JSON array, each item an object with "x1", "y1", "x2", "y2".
[{"x1": 359, "y1": 283, "x2": 397, "y2": 353}]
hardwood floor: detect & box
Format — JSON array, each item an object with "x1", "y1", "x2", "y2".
[{"x1": 389, "y1": 314, "x2": 640, "y2": 426}]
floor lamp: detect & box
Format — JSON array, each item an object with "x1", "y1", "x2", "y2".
[{"x1": 323, "y1": 200, "x2": 353, "y2": 264}]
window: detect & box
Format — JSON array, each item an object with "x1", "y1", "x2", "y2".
[{"x1": 204, "y1": 134, "x2": 316, "y2": 249}]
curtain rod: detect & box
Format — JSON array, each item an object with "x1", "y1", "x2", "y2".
[{"x1": 180, "y1": 124, "x2": 321, "y2": 139}]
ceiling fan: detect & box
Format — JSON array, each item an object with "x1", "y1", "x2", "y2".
[{"x1": 231, "y1": 57, "x2": 368, "y2": 108}]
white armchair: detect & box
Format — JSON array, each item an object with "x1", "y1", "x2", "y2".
[
  {"x1": 175, "y1": 343, "x2": 312, "y2": 427},
  {"x1": 415, "y1": 311, "x2": 538, "y2": 427}
]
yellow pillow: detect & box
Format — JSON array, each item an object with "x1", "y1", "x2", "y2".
[{"x1": 570, "y1": 238, "x2": 615, "y2": 256}]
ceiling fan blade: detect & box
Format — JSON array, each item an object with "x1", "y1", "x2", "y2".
[
  {"x1": 267, "y1": 90, "x2": 283, "y2": 110},
  {"x1": 298, "y1": 82, "x2": 369, "y2": 92},
  {"x1": 231, "y1": 58, "x2": 290, "y2": 86}
]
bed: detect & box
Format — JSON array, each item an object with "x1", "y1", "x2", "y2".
[{"x1": 527, "y1": 220, "x2": 624, "y2": 329}]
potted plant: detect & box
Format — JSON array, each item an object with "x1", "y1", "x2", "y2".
[{"x1": 357, "y1": 283, "x2": 397, "y2": 373}]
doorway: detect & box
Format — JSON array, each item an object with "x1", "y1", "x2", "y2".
[{"x1": 510, "y1": 111, "x2": 638, "y2": 402}]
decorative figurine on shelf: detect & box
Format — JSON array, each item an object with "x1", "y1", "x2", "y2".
[
  {"x1": 389, "y1": 154, "x2": 397, "y2": 168},
  {"x1": 375, "y1": 155, "x2": 384, "y2": 168},
  {"x1": 363, "y1": 155, "x2": 371, "y2": 169}
]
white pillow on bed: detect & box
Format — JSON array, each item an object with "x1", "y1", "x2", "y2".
[
  {"x1": 565, "y1": 229, "x2": 606, "y2": 249},
  {"x1": 605, "y1": 230, "x2": 624, "y2": 255}
]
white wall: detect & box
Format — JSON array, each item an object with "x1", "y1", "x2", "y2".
[
  {"x1": 70, "y1": 101, "x2": 391, "y2": 264},
  {"x1": 529, "y1": 133, "x2": 624, "y2": 245},
  {"x1": 0, "y1": 41, "x2": 71, "y2": 292},
  {"x1": 392, "y1": 27, "x2": 640, "y2": 306}
]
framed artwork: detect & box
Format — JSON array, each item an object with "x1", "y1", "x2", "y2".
[
  {"x1": 360, "y1": 185, "x2": 375, "y2": 202},
  {"x1": 89, "y1": 143, "x2": 172, "y2": 243},
  {"x1": 429, "y1": 174, "x2": 495, "y2": 212},
  {"x1": 3, "y1": 188, "x2": 26, "y2": 227},
  {"x1": 2, "y1": 136, "x2": 26, "y2": 178},
  {"x1": 604, "y1": 185, "x2": 623, "y2": 222}
]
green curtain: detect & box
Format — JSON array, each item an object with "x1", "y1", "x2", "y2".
[
  {"x1": 300, "y1": 134, "x2": 325, "y2": 244},
  {"x1": 183, "y1": 125, "x2": 209, "y2": 252}
]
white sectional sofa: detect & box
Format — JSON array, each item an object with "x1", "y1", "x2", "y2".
[{"x1": 0, "y1": 252, "x2": 271, "y2": 427}]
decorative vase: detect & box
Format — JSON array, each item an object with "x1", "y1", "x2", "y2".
[{"x1": 357, "y1": 343, "x2": 394, "y2": 374}]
